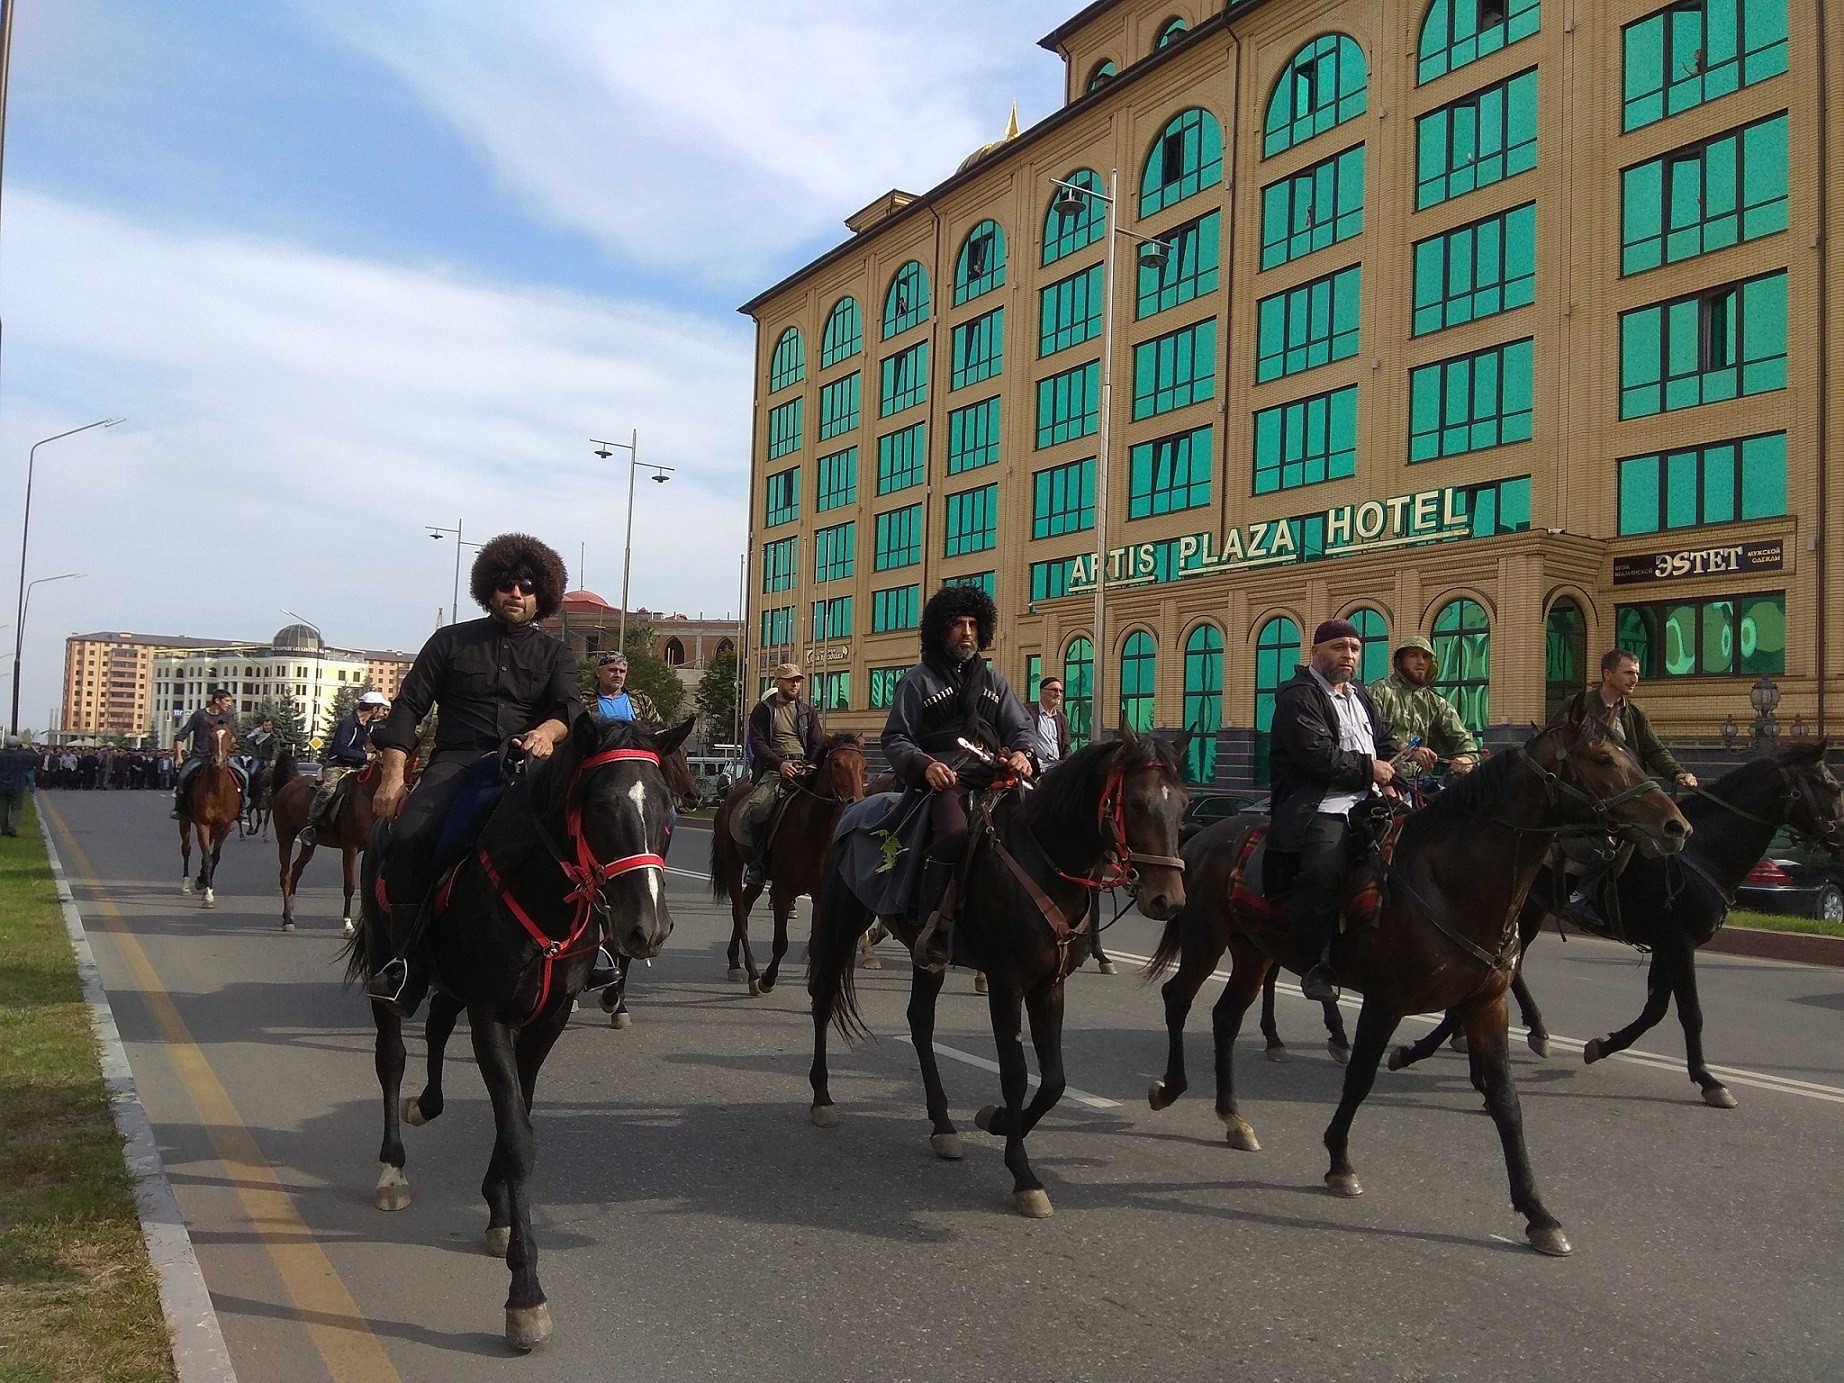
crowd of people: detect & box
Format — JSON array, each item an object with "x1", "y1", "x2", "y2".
[{"x1": 31, "y1": 747, "x2": 175, "y2": 790}]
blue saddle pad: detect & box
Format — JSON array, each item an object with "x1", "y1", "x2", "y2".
[
  {"x1": 834, "y1": 790, "x2": 931, "y2": 918},
  {"x1": 432, "y1": 754, "x2": 510, "y2": 875}
]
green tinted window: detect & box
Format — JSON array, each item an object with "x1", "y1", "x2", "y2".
[
  {"x1": 1616, "y1": 592, "x2": 1784, "y2": 677},
  {"x1": 1622, "y1": 0, "x2": 1788, "y2": 131},
  {"x1": 1139, "y1": 211, "x2": 1220, "y2": 317},
  {"x1": 879, "y1": 340, "x2": 929, "y2": 416},
  {"x1": 1031, "y1": 557, "x2": 1081, "y2": 602},
  {"x1": 871, "y1": 586, "x2": 919, "y2": 633},
  {"x1": 945, "y1": 571, "x2": 995, "y2": 600},
  {"x1": 1037, "y1": 361, "x2": 1101, "y2": 447},
  {"x1": 818, "y1": 372, "x2": 860, "y2": 439},
  {"x1": 1419, "y1": 0, "x2": 1541, "y2": 84},
  {"x1": 769, "y1": 327, "x2": 805, "y2": 393},
  {"x1": 869, "y1": 664, "x2": 906, "y2": 707},
  {"x1": 1063, "y1": 637, "x2": 1094, "y2": 749},
  {"x1": 1128, "y1": 424, "x2": 1213, "y2": 518},
  {"x1": 1141, "y1": 108, "x2": 1224, "y2": 216},
  {"x1": 764, "y1": 467, "x2": 799, "y2": 527},
  {"x1": 1416, "y1": 69, "x2": 1538, "y2": 208},
  {"x1": 1260, "y1": 144, "x2": 1365, "y2": 270},
  {"x1": 1044, "y1": 169, "x2": 1106, "y2": 265},
  {"x1": 1453, "y1": 474, "x2": 1532, "y2": 538},
  {"x1": 1619, "y1": 271, "x2": 1787, "y2": 418},
  {"x1": 1350, "y1": 607, "x2": 1390, "y2": 684},
  {"x1": 766, "y1": 397, "x2": 802, "y2": 459},
  {"x1": 947, "y1": 397, "x2": 1001, "y2": 474},
  {"x1": 876, "y1": 422, "x2": 926, "y2": 495},
  {"x1": 944, "y1": 483, "x2": 998, "y2": 557},
  {"x1": 821, "y1": 297, "x2": 861, "y2": 367},
  {"x1": 1412, "y1": 203, "x2": 1537, "y2": 335},
  {"x1": 950, "y1": 308, "x2": 1004, "y2": 391},
  {"x1": 1264, "y1": 35, "x2": 1368, "y2": 157},
  {"x1": 1253, "y1": 615, "x2": 1301, "y2": 783},
  {"x1": 1120, "y1": 631, "x2": 1157, "y2": 733},
  {"x1": 1032, "y1": 457, "x2": 1094, "y2": 538},
  {"x1": 811, "y1": 595, "x2": 853, "y2": 640},
  {"x1": 1253, "y1": 384, "x2": 1357, "y2": 494},
  {"x1": 813, "y1": 522, "x2": 855, "y2": 584},
  {"x1": 1432, "y1": 598, "x2": 1490, "y2": 732},
  {"x1": 1409, "y1": 338, "x2": 1534, "y2": 461},
  {"x1": 1133, "y1": 319, "x2": 1217, "y2": 419},
  {"x1": 953, "y1": 220, "x2": 1008, "y2": 306},
  {"x1": 883, "y1": 261, "x2": 930, "y2": 338},
  {"x1": 816, "y1": 446, "x2": 857, "y2": 512},
  {"x1": 761, "y1": 536, "x2": 797, "y2": 593},
  {"x1": 1155, "y1": 17, "x2": 1189, "y2": 50},
  {"x1": 1181, "y1": 624, "x2": 1223, "y2": 785},
  {"x1": 1256, "y1": 266, "x2": 1360, "y2": 381},
  {"x1": 759, "y1": 605, "x2": 794, "y2": 647},
  {"x1": 1616, "y1": 432, "x2": 1787, "y2": 534},
  {"x1": 1041, "y1": 264, "x2": 1103, "y2": 356},
  {"x1": 1621, "y1": 115, "x2": 1788, "y2": 274},
  {"x1": 873, "y1": 504, "x2": 922, "y2": 570}
]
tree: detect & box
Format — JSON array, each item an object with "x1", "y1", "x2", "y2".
[
  {"x1": 318, "y1": 681, "x2": 375, "y2": 747},
  {"x1": 258, "y1": 690, "x2": 311, "y2": 756},
  {"x1": 695, "y1": 644, "x2": 740, "y2": 747},
  {"x1": 573, "y1": 625, "x2": 687, "y2": 723}
]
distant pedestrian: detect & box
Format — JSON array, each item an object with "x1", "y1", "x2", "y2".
[{"x1": 0, "y1": 734, "x2": 37, "y2": 836}]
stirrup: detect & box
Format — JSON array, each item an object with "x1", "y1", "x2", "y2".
[
  {"x1": 366, "y1": 958, "x2": 428, "y2": 1020},
  {"x1": 583, "y1": 947, "x2": 619, "y2": 992}
]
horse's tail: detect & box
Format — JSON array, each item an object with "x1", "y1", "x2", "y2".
[
  {"x1": 340, "y1": 820, "x2": 393, "y2": 987},
  {"x1": 1144, "y1": 817, "x2": 1249, "y2": 980},
  {"x1": 808, "y1": 848, "x2": 872, "y2": 1043},
  {"x1": 709, "y1": 808, "x2": 729, "y2": 901},
  {"x1": 1145, "y1": 913, "x2": 1186, "y2": 979}
]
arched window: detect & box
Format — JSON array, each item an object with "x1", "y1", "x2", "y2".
[
  {"x1": 1348, "y1": 607, "x2": 1390, "y2": 685},
  {"x1": 1419, "y1": 0, "x2": 1541, "y2": 85},
  {"x1": 1264, "y1": 35, "x2": 1368, "y2": 157},
  {"x1": 883, "y1": 261, "x2": 930, "y2": 338},
  {"x1": 768, "y1": 327, "x2": 805, "y2": 393},
  {"x1": 662, "y1": 637, "x2": 686, "y2": 667},
  {"x1": 1544, "y1": 598, "x2": 1586, "y2": 722},
  {"x1": 1155, "y1": 17, "x2": 1189, "y2": 51},
  {"x1": 1253, "y1": 616, "x2": 1302, "y2": 785},
  {"x1": 953, "y1": 220, "x2": 1008, "y2": 305},
  {"x1": 1432, "y1": 598, "x2": 1491, "y2": 732},
  {"x1": 1141, "y1": 108, "x2": 1224, "y2": 217},
  {"x1": 821, "y1": 297, "x2": 862, "y2": 368},
  {"x1": 1045, "y1": 168, "x2": 1106, "y2": 265},
  {"x1": 1182, "y1": 623, "x2": 1223, "y2": 785},
  {"x1": 1086, "y1": 60, "x2": 1119, "y2": 93},
  {"x1": 1063, "y1": 636, "x2": 1094, "y2": 749},
  {"x1": 1120, "y1": 630, "x2": 1157, "y2": 733},
  {"x1": 714, "y1": 638, "x2": 735, "y2": 658}
]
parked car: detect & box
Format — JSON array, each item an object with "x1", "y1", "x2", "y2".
[
  {"x1": 685, "y1": 755, "x2": 746, "y2": 809},
  {"x1": 1736, "y1": 827, "x2": 1844, "y2": 921},
  {"x1": 1179, "y1": 789, "x2": 1269, "y2": 843}
]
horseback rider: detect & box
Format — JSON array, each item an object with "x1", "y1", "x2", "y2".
[
  {"x1": 1553, "y1": 648, "x2": 1697, "y2": 932},
  {"x1": 242, "y1": 716, "x2": 279, "y2": 774},
  {"x1": 883, "y1": 585, "x2": 1034, "y2": 972},
  {"x1": 366, "y1": 533, "x2": 584, "y2": 1019},
  {"x1": 1365, "y1": 634, "x2": 1477, "y2": 778},
  {"x1": 585, "y1": 651, "x2": 662, "y2": 728},
  {"x1": 1266, "y1": 619, "x2": 1401, "y2": 1003},
  {"x1": 170, "y1": 688, "x2": 238, "y2": 820},
  {"x1": 736, "y1": 663, "x2": 825, "y2": 889},
  {"x1": 299, "y1": 691, "x2": 389, "y2": 846}
]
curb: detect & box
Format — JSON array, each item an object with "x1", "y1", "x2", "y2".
[
  {"x1": 39, "y1": 811, "x2": 238, "y2": 1383},
  {"x1": 1705, "y1": 924, "x2": 1844, "y2": 968}
]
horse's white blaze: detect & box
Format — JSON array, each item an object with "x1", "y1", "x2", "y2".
[
  {"x1": 647, "y1": 870, "x2": 661, "y2": 907},
  {"x1": 626, "y1": 780, "x2": 648, "y2": 813}
]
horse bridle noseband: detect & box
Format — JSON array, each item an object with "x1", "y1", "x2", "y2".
[
  {"x1": 1686, "y1": 763, "x2": 1844, "y2": 852},
  {"x1": 1087, "y1": 759, "x2": 1186, "y2": 890},
  {"x1": 1510, "y1": 742, "x2": 1667, "y2": 837}
]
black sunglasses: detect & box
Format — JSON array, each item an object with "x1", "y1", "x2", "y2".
[{"x1": 496, "y1": 579, "x2": 539, "y2": 596}]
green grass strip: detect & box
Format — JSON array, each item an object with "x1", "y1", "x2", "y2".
[{"x1": 1727, "y1": 908, "x2": 1844, "y2": 940}]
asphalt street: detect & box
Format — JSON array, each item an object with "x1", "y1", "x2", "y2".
[{"x1": 39, "y1": 787, "x2": 1844, "y2": 1382}]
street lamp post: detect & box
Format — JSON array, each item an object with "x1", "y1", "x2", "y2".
[
  {"x1": 426, "y1": 520, "x2": 466, "y2": 624},
  {"x1": 591, "y1": 433, "x2": 674, "y2": 651},
  {"x1": 280, "y1": 607, "x2": 325, "y2": 743},
  {"x1": 13, "y1": 418, "x2": 123, "y2": 733},
  {"x1": 1046, "y1": 175, "x2": 1166, "y2": 742},
  {"x1": 17, "y1": 573, "x2": 84, "y2": 735}
]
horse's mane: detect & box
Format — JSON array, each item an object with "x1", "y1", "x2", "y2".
[
  {"x1": 822, "y1": 731, "x2": 864, "y2": 753},
  {"x1": 529, "y1": 718, "x2": 661, "y2": 817},
  {"x1": 1408, "y1": 739, "x2": 1520, "y2": 824},
  {"x1": 1026, "y1": 733, "x2": 1182, "y2": 847}
]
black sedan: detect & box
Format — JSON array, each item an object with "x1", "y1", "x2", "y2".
[
  {"x1": 1737, "y1": 828, "x2": 1844, "y2": 922},
  {"x1": 1179, "y1": 789, "x2": 1268, "y2": 843}
]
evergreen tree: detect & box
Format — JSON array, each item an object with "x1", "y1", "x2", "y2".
[
  {"x1": 266, "y1": 689, "x2": 311, "y2": 756},
  {"x1": 694, "y1": 644, "x2": 740, "y2": 746},
  {"x1": 318, "y1": 681, "x2": 374, "y2": 746}
]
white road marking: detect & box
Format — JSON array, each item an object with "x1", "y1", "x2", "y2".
[
  {"x1": 892, "y1": 1036, "x2": 1121, "y2": 1109},
  {"x1": 1106, "y1": 947, "x2": 1844, "y2": 1108}
]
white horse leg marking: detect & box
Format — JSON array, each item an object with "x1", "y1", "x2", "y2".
[{"x1": 374, "y1": 1162, "x2": 411, "y2": 1211}]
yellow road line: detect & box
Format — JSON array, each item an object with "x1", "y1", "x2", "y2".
[{"x1": 42, "y1": 796, "x2": 400, "y2": 1383}]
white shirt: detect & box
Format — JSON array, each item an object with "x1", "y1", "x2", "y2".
[
  {"x1": 1031, "y1": 704, "x2": 1062, "y2": 765},
  {"x1": 1308, "y1": 664, "x2": 1376, "y2": 817}
]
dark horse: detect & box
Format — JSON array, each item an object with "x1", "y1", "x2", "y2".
[
  {"x1": 240, "y1": 760, "x2": 272, "y2": 839},
  {"x1": 1386, "y1": 739, "x2": 1843, "y2": 1107},
  {"x1": 709, "y1": 734, "x2": 867, "y2": 995},
  {"x1": 808, "y1": 723, "x2": 1188, "y2": 1217},
  {"x1": 178, "y1": 721, "x2": 243, "y2": 908},
  {"x1": 344, "y1": 714, "x2": 692, "y2": 1351},
  {"x1": 1144, "y1": 713, "x2": 1690, "y2": 1254},
  {"x1": 272, "y1": 747, "x2": 381, "y2": 935}
]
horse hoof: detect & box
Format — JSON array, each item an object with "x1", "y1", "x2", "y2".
[
  {"x1": 1013, "y1": 1188, "x2": 1054, "y2": 1219},
  {"x1": 1387, "y1": 1046, "x2": 1412, "y2": 1072},
  {"x1": 281, "y1": 920, "x2": 295, "y2": 933},
  {"x1": 1527, "y1": 1225, "x2": 1573, "y2": 1257},
  {"x1": 1527, "y1": 1032, "x2": 1551, "y2": 1059},
  {"x1": 180, "y1": 880, "x2": 193, "y2": 895},
  {"x1": 505, "y1": 1303, "x2": 552, "y2": 1352},
  {"x1": 484, "y1": 1226, "x2": 510, "y2": 1258},
  {"x1": 809, "y1": 1104, "x2": 839, "y2": 1129},
  {"x1": 1147, "y1": 1079, "x2": 1178, "y2": 1111},
  {"x1": 1702, "y1": 1085, "x2": 1738, "y2": 1109},
  {"x1": 974, "y1": 1104, "x2": 1000, "y2": 1134},
  {"x1": 1448, "y1": 1033, "x2": 1469, "y2": 1054},
  {"x1": 1220, "y1": 1116, "x2": 1260, "y2": 1152},
  {"x1": 747, "y1": 978, "x2": 761, "y2": 997},
  {"x1": 1325, "y1": 1171, "x2": 1363, "y2": 1198},
  {"x1": 860, "y1": 953, "x2": 882, "y2": 970},
  {"x1": 342, "y1": 919, "x2": 356, "y2": 939},
  {"x1": 401, "y1": 1096, "x2": 428, "y2": 1127},
  {"x1": 1328, "y1": 1042, "x2": 1351, "y2": 1067},
  {"x1": 1096, "y1": 959, "x2": 1116, "y2": 976},
  {"x1": 609, "y1": 1009, "x2": 632, "y2": 1029},
  {"x1": 930, "y1": 1132, "x2": 963, "y2": 1160},
  {"x1": 1582, "y1": 1038, "x2": 1607, "y2": 1065},
  {"x1": 973, "y1": 973, "x2": 988, "y2": 995},
  {"x1": 202, "y1": 892, "x2": 215, "y2": 909},
  {"x1": 758, "y1": 975, "x2": 776, "y2": 994},
  {"x1": 1265, "y1": 1045, "x2": 1290, "y2": 1064},
  {"x1": 727, "y1": 966, "x2": 746, "y2": 982},
  {"x1": 373, "y1": 1164, "x2": 411, "y2": 1212}
]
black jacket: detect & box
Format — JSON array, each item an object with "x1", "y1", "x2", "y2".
[
  {"x1": 747, "y1": 695, "x2": 824, "y2": 778},
  {"x1": 377, "y1": 617, "x2": 578, "y2": 756},
  {"x1": 327, "y1": 712, "x2": 371, "y2": 766},
  {"x1": 1267, "y1": 667, "x2": 1399, "y2": 852}
]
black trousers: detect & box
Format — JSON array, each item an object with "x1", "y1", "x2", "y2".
[
  {"x1": 385, "y1": 749, "x2": 492, "y2": 918},
  {"x1": 1284, "y1": 812, "x2": 1353, "y2": 960},
  {"x1": 926, "y1": 788, "x2": 970, "y2": 863}
]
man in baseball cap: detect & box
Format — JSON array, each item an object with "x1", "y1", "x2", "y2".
[
  {"x1": 733, "y1": 662, "x2": 826, "y2": 888},
  {"x1": 300, "y1": 690, "x2": 391, "y2": 846}
]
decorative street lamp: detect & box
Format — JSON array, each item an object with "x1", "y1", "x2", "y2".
[
  {"x1": 591, "y1": 433, "x2": 674, "y2": 651},
  {"x1": 1749, "y1": 674, "x2": 1782, "y2": 747},
  {"x1": 426, "y1": 521, "x2": 483, "y2": 625}
]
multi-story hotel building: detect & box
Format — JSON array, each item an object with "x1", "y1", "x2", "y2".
[
  {"x1": 740, "y1": 0, "x2": 1833, "y2": 785},
  {"x1": 62, "y1": 631, "x2": 233, "y2": 738}
]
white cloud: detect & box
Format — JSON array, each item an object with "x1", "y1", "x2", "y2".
[
  {"x1": 312, "y1": 0, "x2": 1070, "y2": 285},
  {"x1": 1, "y1": 190, "x2": 754, "y2": 729}
]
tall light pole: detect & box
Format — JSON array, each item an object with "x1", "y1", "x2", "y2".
[
  {"x1": 426, "y1": 522, "x2": 480, "y2": 624},
  {"x1": 16, "y1": 572, "x2": 83, "y2": 735},
  {"x1": 280, "y1": 607, "x2": 325, "y2": 741},
  {"x1": 1048, "y1": 172, "x2": 1165, "y2": 741},
  {"x1": 592, "y1": 433, "x2": 674, "y2": 650},
  {"x1": 13, "y1": 418, "x2": 122, "y2": 734}
]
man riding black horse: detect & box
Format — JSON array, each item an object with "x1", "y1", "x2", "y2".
[
  {"x1": 366, "y1": 533, "x2": 589, "y2": 1018},
  {"x1": 882, "y1": 584, "x2": 1035, "y2": 971}
]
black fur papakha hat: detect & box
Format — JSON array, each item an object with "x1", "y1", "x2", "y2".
[
  {"x1": 470, "y1": 533, "x2": 568, "y2": 621},
  {"x1": 920, "y1": 583, "x2": 997, "y2": 657}
]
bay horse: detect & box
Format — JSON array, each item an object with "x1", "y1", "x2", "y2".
[
  {"x1": 1387, "y1": 738, "x2": 1843, "y2": 1107},
  {"x1": 1144, "y1": 713, "x2": 1690, "y2": 1254},
  {"x1": 345, "y1": 714, "x2": 692, "y2": 1351},
  {"x1": 178, "y1": 722, "x2": 243, "y2": 907},
  {"x1": 708, "y1": 733, "x2": 866, "y2": 995},
  {"x1": 272, "y1": 747, "x2": 380, "y2": 935},
  {"x1": 808, "y1": 722, "x2": 1187, "y2": 1217}
]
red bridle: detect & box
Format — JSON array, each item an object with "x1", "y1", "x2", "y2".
[{"x1": 1056, "y1": 760, "x2": 1186, "y2": 891}]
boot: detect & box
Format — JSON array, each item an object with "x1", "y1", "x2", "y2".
[
  {"x1": 741, "y1": 840, "x2": 769, "y2": 891},
  {"x1": 584, "y1": 946, "x2": 619, "y2": 992},
  {"x1": 912, "y1": 858, "x2": 959, "y2": 973},
  {"x1": 367, "y1": 907, "x2": 433, "y2": 1019},
  {"x1": 1299, "y1": 945, "x2": 1339, "y2": 1003}
]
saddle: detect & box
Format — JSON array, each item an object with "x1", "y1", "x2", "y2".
[
  {"x1": 316, "y1": 765, "x2": 369, "y2": 834},
  {"x1": 1231, "y1": 802, "x2": 1406, "y2": 934}
]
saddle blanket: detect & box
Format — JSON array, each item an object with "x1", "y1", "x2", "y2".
[
  {"x1": 1230, "y1": 817, "x2": 1401, "y2": 933},
  {"x1": 833, "y1": 790, "x2": 932, "y2": 918}
]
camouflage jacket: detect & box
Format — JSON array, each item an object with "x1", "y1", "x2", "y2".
[{"x1": 1365, "y1": 673, "x2": 1478, "y2": 761}]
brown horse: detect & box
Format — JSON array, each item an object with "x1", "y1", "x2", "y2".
[
  {"x1": 708, "y1": 733, "x2": 866, "y2": 995},
  {"x1": 178, "y1": 721, "x2": 243, "y2": 908},
  {"x1": 272, "y1": 747, "x2": 381, "y2": 934},
  {"x1": 1144, "y1": 713, "x2": 1690, "y2": 1255}
]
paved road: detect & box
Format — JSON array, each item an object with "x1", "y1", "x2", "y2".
[{"x1": 41, "y1": 788, "x2": 1844, "y2": 1381}]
